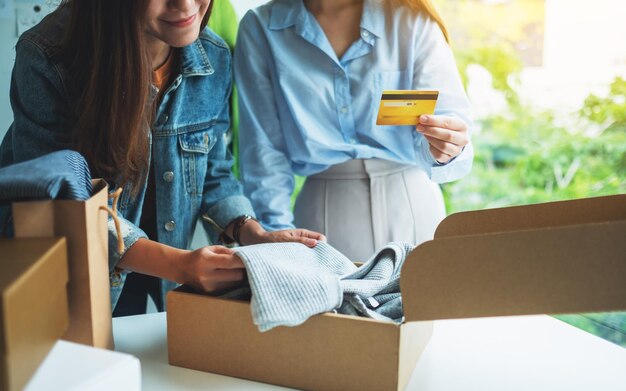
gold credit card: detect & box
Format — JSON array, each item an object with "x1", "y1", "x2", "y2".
[{"x1": 376, "y1": 90, "x2": 439, "y2": 126}]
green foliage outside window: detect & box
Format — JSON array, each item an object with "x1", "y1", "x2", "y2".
[{"x1": 445, "y1": 48, "x2": 626, "y2": 347}]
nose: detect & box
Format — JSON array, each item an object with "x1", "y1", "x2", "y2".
[{"x1": 168, "y1": 0, "x2": 194, "y2": 12}]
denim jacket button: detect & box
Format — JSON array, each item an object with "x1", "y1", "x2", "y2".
[
  {"x1": 163, "y1": 171, "x2": 174, "y2": 182},
  {"x1": 160, "y1": 115, "x2": 169, "y2": 124},
  {"x1": 165, "y1": 220, "x2": 176, "y2": 231}
]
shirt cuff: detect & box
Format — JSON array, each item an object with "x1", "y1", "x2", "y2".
[{"x1": 108, "y1": 216, "x2": 148, "y2": 274}]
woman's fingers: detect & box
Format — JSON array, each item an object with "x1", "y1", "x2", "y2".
[
  {"x1": 428, "y1": 144, "x2": 453, "y2": 164},
  {"x1": 210, "y1": 268, "x2": 247, "y2": 282},
  {"x1": 419, "y1": 114, "x2": 467, "y2": 132},
  {"x1": 424, "y1": 134, "x2": 463, "y2": 158},
  {"x1": 416, "y1": 115, "x2": 469, "y2": 161},
  {"x1": 206, "y1": 245, "x2": 235, "y2": 255},
  {"x1": 297, "y1": 229, "x2": 327, "y2": 242},
  {"x1": 416, "y1": 124, "x2": 468, "y2": 147},
  {"x1": 261, "y1": 228, "x2": 327, "y2": 248}
]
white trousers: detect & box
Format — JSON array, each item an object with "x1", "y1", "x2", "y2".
[{"x1": 294, "y1": 159, "x2": 445, "y2": 261}]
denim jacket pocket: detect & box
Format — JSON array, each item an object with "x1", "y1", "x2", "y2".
[{"x1": 178, "y1": 130, "x2": 215, "y2": 195}]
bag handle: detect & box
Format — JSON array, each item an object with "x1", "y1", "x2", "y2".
[{"x1": 99, "y1": 188, "x2": 125, "y2": 254}]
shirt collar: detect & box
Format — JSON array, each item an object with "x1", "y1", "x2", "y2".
[
  {"x1": 269, "y1": 0, "x2": 384, "y2": 39},
  {"x1": 178, "y1": 32, "x2": 214, "y2": 76},
  {"x1": 360, "y1": 0, "x2": 384, "y2": 39},
  {"x1": 269, "y1": 0, "x2": 307, "y2": 31}
]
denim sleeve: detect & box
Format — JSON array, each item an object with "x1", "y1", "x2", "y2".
[
  {"x1": 199, "y1": 72, "x2": 255, "y2": 237},
  {"x1": 235, "y1": 13, "x2": 297, "y2": 231},
  {"x1": 107, "y1": 210, "x2": 147, "y2": 274},
  {"x1": 5, "y1": 38, "x2": 149, "y2": 277},
  {"x1": 4, "y1": 38, "x2": 74, "y2": 163},
  {"x1": 411, "y1": 15, "x2": 474, "y2": 184}
]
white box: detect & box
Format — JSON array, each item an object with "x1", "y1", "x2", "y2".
[{"x1": 25, "y1": 340, "x2": 141, "y2": 391}]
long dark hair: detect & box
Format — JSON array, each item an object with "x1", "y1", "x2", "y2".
[{"x1": 58, "y1": 0, "x2": 211, "y2": 194}]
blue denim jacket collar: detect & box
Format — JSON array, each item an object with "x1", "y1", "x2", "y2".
[{"x1": 180, "y1": 34, "x2": 215, "y2": 76}]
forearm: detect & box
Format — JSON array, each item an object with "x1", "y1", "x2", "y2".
[{"x1": 117, "y1": 238, "x2": 189, "y2": 284}]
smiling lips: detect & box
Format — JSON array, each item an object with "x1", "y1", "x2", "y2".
[{"x1": 164, "y1": 13, "x2": 197, "y2": 28}]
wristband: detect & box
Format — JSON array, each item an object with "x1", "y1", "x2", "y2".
[{"x1": 232, "y1": 215, "x2": 256, "y2": 245}]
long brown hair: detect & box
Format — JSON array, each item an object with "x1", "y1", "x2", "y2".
[
  {"x1": 58, "y1": 0, "x2": 211, "y2": 194},
  {"x1": 387, "y1": 0, "x2": 450, "y2": 43}
]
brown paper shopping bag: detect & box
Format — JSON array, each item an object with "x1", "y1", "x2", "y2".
[{"x1": 11, "y1": 179, "x2": 114, "y2": 349}]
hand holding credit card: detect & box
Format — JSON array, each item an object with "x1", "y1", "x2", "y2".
[{"x1": 376, "y1": 90, "x2": 439, "y2": 126}]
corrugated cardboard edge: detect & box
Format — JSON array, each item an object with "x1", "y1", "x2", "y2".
[
  {"x1": 435, "y1": 194, "x2": 626, "y2": 238},
  {"x1": 401, "y1": 220, "x2": 626, "y2": 322},
  {"x1": 167, "y1": 290, "x2": 402, "y2": 391}
]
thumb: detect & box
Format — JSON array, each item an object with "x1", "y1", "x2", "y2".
[
  {"x1": 295, "y1": 236, "x2": 318, "y2": 248},
  {"x1": 207, "y1": 245, "x2": 235, "y2": 255}
]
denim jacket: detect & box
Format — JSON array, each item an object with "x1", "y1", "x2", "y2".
[{"x1": 0, "y1": 8, "x2": 255, "y2": 309}]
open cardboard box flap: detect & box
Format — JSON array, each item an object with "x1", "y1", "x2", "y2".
[
  {"x1": 435, "y1": 193, "x2": 626, "y2": 237},
  {"x1": 168, "y1": 194, "x2": 626, "y2": 391},
  {"x1": 401, "y1": 194, "x2": 626, "y2": 322}
]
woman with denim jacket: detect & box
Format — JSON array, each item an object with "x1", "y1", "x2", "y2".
[
  {"x1": 0, "y1": 0, "x2": 325, "y2": 315},
  {"x1": 236, "y1": 0, "x2": 473, "y2": 261}
]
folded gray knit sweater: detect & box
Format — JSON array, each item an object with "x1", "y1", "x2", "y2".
[{"x1": 228, "y1": 241, "x2": 414, "y2": 332}]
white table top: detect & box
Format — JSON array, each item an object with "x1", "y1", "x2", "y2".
[{"x1": 113, "y1": 312, "x2": 626, "y2": 391}]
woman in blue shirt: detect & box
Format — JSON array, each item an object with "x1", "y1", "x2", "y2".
[
  {"x1": 0, "y1": 0, "x2": 324, "y2": 314},
  {"x1": 235, "y1": 0, "x2": 473, "y2": 261}
]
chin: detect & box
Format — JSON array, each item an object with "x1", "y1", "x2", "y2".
[{"x1": 167, "y1": 34, "x2": 200, "y2": 48}]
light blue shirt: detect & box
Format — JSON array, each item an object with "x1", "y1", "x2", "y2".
[{"x1": 235, "y1": 0, "x2": 474, "y2": 230}]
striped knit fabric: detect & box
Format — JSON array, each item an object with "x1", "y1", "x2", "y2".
[
  {"x1": 0, "y1": 150, "x2": 93, "y2": 203},
  {"x1": 232, "y1": 241, "x2": 414, "y2": 332}
]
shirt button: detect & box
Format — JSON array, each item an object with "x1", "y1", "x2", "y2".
[
  {"x1": 340, "y1": 106, "x2": 348, "y2": 114},
  {"x1": 349, "y1": 138, "x2": 357, "y2": 144},
  {"x1": 162, "y1": 171, "x2": 174, "y2": 182},
  {"x1": 164, "y1": 221, "x2": 176, "y2": 231},
  {"x1": 362, "y1": 30, "x2": 370, "y2": 38}
]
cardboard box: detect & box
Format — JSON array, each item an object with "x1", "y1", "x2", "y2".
[
  {"x1": 0, "y1": 238, "x2": 69, "y2": 391},
  {"x1": 167, "y1": 194, "x2": 626, "y2": 391}
]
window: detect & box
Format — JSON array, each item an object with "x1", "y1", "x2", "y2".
[{"x1": 439, "y1": 0, "x2": 626, "y2": 347}]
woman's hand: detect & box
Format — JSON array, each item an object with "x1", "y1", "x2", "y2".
[
  {"x1": 182, "y1": 245, "x2": 246, "y2": 293},
  {"x1": 416, "y1": 114, "x2": 469, "y2": 164},
  {"x1": 238, "y1": 219, "x2": 326, "y2": 248},
  {"x1": 118, "y1": 239, "x2": 246, "y2": 294}
]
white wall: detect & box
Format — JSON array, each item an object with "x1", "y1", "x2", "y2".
[
  {"x1": 0, "y1": 0, "x2": 56, "y2": 142},
  {"x1": 231, "y1": 0, "x2": 268, "y2": 19},
  {"x1": 0, "y1": 15, "x2": 18, "y2": 142}
]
